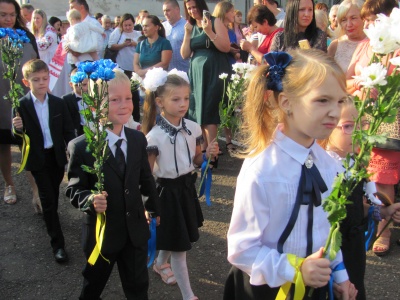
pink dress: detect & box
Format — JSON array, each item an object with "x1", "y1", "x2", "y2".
[{"x1": 347, "y1": 41, "x2": 400, "y2": 184}]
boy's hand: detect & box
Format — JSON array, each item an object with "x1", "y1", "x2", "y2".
[
  {"x1": 12, "y1": 116, "x2": 23, "y2": 130},
  {"x1": 93, "y1": 191, "x2": 108, "y2": 213},
  {"x1": 145, "y1": 210, "x2": 160, "y2": 226},
  {"x1": 301, "y1": 247, "x2": 331, "y2": 288},
  {"x1": 334, "y1": 280, "x2": 358, "y2": 300}
]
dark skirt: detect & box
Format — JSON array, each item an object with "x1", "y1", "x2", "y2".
[
  {"x1": 0, "y1": 129, "x2": 22, "y2": 145},
  {"x1": 156, "y1": 172, "x2": 204, "y2": 251},
  {"x1": 223, "y1": 266, "x2": 328, "y2": 300}
]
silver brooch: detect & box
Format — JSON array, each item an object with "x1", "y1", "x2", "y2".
[{"x1": 305, "y1": 154, "x2": 314, "y2": 169}]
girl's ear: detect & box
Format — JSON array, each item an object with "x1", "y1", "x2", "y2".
[
  {"x1": 155, "y1": 96, "x2": 163, "y2": 108},
  {"x1": 278, "y1": 92, "x2": 291, "y2": 112}
]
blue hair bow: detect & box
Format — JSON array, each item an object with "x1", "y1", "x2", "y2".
[{"x1": 263, "y1": 52, "x2": 292, "y2": 92}]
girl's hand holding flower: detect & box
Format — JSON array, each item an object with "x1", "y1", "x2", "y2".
[{"x1": 206, "y1": 139, "x2": 219, "y2": 159}]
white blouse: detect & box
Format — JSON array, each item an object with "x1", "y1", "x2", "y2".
[
  {"x1": 146, "y1": 117, "x2": 203, "y2": 179},
  {"x1": 36, "y1": 25, "x2": 58, "y2": 65},
  {"x1": 227, "y1": 128, "x2": 348, "y2": 288}
]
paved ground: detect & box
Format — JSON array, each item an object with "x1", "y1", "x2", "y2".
[{"x1": 1, "y1": 145, "x2": 400, "y2": 299}]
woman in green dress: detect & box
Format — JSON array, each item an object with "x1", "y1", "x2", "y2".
[{"x1": 181, "y1": 0, "x2": 231, "y2": 155}]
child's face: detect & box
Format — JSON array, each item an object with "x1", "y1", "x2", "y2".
[
  {"x1": 283, "y1": 73, "x2": 347, "y2": 148},
  {"x1": 329, "y1": 105, "x2": 358, "y2": 157},
  {"x1": 70, "y1": 78, "x2": 88, "y2": 96},
  {"x1": 22, "y1": 70, "x2": 49, "y2": 99},
  {"x1": 107, "y1": 82, "x2": 133, "y2": 126},
  {"x1": 156, "y1": 85, "x2": 190, "y2": 125}
]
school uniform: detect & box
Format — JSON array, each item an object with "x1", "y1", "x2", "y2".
[
  {"x1": 15, "y1": 92, "x2": 75, "y2": 254},
  {"x1": 224, "y1": 127, "x2": 348, "y2": 299},
  {"x1": 146, "y1": 116, "x2": 204, "y2": 251},
  {"x1": 62, "y1": 92, "x2": 85, "y2": 136},
  {"x1": 66, "y1": 126, "x2": 159, "y2": 300}
]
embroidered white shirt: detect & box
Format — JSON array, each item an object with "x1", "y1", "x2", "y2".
[{"x1": 227, "y1": 127, "x2": 348, "y2": 287}]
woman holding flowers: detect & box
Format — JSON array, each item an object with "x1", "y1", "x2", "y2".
[
  {"x1": 181, "y1": 0, "x2": 230, "y2": 157},
  {"x1": 346, "y1": 0, "x2": 400, "y2": 256},
  {"x1": 0, "y1": 0, "x2": 38, "y2": 205},
  {"x1": 31, "y1": 9, "x2": 57, "y2": 65}
]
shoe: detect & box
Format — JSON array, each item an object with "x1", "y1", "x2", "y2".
[
  {"x1": 153, "y1": 261, "x2": 176, "y2": 285},
  {"x1": 4, "y1": 185, "x2": 17, "y2": 204},
  {"x1": 54, "y1": 248, "x2": 68, "y2": 263},
  {"x1": 373, "y1": 236, "x2": 390, "y2": 256}
]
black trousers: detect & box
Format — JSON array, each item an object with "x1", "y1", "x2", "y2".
[
  {"x1": 123, "y1": 69, "x2": 141, "y2": 122},
  {"x1": 31, "y1": 149, "x2": 65, "y2": 252},
  {"x1": 80, "y1": 238, "x2": 149, "y2": 300}
]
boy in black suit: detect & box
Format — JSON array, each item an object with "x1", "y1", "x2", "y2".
[
  {"x1": 62, "y1": 68, "x2": 88, "y2": 136},
  {"x1": 66, "y1": 71, "x2": 159, "y2": 299},
  {"x1": 12, "y1": 59, "x2": 75, "y2": 263}
]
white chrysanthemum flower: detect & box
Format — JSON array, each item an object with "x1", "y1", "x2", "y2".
[
  {"x1": 131, "y1": 72, "x2": 143, "y2": 83},
  {"x1": 389, "y1": 56, "x2": 400, "y2": 66},
  {"x1": 142, "y1": 67, "x2": 168, "y2": 91},
  {"x1": 353, "y1": 63, "x2": 388, "y2": 88},
  {"x1": 168, "y1": 68, "x2": 190, "y2": 83},
  {"x1": 219, "y1": 73, "x2": 228, "y2": 80},
  {"x1": 364, "y1": 21, "x2": 398, "y2": 54},
  {"x1": 232, "y1": 63, "x2": 245, "y2": 74},
  {"x1": 231, "y1": 74, "x2": 240, "y2": 82}
]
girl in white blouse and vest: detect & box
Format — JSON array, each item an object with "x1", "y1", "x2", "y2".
[{"x1": 224, "y1": 49, "x2": 357, "y2": 300}]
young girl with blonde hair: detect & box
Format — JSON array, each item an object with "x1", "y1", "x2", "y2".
[
  {"x1": 224, "y1": 49, "x2": 357, "y2": 299},
  {"x1": 142, "y1": 68, "x2": 219, "y2": 300}
]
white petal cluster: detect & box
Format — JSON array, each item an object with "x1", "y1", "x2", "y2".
[
  {"x1": 353, "y1": 63, "x2": 388, "y2": 88},
  {"x1": 219, "y1": 73, "x2": 228, "y2": 80},
  {"x1": 389, "y1": 56, "x2": 400, "y2": 66},
  {"x1": 142, "y1": 68, "x2": 168, "y2": 92},
  {"x1": 364, "y1": 8, "x2": 400, "y2": 54},
  {"x1": 168, "y1": 68, "x2": 190, "y2": 84},
  {"x1": 232, "y1": 62, "x2": 256, "y2": 75},
  {"x1": 131, "y1": 72, "x2": 143, "y2": 84}
]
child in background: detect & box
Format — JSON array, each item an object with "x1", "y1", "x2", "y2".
[
  {"x1": 324, "y1": 101, "x2": 400, "y2": 300},
  {"x1": 224, "y1": 49, "x2": 356, "y2": 300},
  {"x1": 64, "y1": 9, "x2": 103, "y2": 66},
  {"x1": 141, "y1": 68, "x2": 219, "y2": 300},
  {"x1": 66, "y1": 71, "x2": 159, "y2": 299},
  {"x1": 12, "y1": 59, "x2": 75, "y2": 263},
  {"x1": 62, "y1": 68, "x2": 89, "y2": 136}
]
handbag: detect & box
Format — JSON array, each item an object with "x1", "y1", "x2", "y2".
[{"x1": 104, "y1": 31, "x2": 123, "y2": 62}]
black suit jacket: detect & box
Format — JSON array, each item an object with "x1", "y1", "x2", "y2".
[
  {"x1": 66, "y1": 128, "x2": 159, "y2": 254},
  {"x1": 62, "y1": 92, "x2": 84, "y2": 136},
  {"x1": 15, "y1": 93, "x2": 76, "y2": 171}
]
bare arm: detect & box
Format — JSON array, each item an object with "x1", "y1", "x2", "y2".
[
  {"x1": 181, "y1": 22, "x2": 193, "y2": 59},
  {"x1": 203, "y1": 17, "x2": 230, "y2": 53},
  {"x1": 327, "y1": 39, "x2": 338, "y2": 58}
]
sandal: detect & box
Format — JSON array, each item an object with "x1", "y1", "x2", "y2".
[
  {"x1": 153, "y1": 262, "x2": 177, "y2": 285},
  {"x1": 226, "y1": 142, "x2": 236, "y2": 152},
  {"x1": 373, "y1": 236, "x2": 390, "y2": 256},
  {"x1": 4, "y1": 185, "x2": 17, "y2": 205}
]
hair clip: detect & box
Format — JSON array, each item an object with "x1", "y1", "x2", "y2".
[{"x1": 263, "y1": 52, "x2": 292, "y2": 92}]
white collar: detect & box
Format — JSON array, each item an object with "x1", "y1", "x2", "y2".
[{"x1": 106, "y1": 127, "x2": 127, "y2": 146}]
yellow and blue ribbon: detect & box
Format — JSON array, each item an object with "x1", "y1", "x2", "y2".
[
  {"x1": 12, "y1": 129, "x2": 30, "y2": 174},
  {"x1": 328, "y1": 262, "x2": 346, "y2": 300},
  {"x1": 88, "y1": 212, "x2": 109, "y2": 265},
  {"x1": 276, "y1": 254, "x2": 305, "y2": 300}
]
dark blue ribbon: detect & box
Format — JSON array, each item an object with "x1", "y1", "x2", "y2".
[
  {"x1": 263, "y1": 51, "x2": 292, "y2": 92},
  {"x1": 199, "y1": 156, "x2": 212, "y2": 206},
  {"x1": 364, "y1": 206, "x2": 375, "y2": 251},
  {"x1": 147, "y1": 218, "x2": 157, "y2": 268},
  {"x1": 328, "y1": 262, "x2": 346, "y2": 300}
]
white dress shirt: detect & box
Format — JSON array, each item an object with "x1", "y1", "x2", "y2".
[
  {"x1": 31, "y1": 92, "x2": 53, "y2": 149},
  {"x1": 227, "y1": 127, "x2": 348, "y2": 287},
  {"x1": 146, "y1": 117, "x2": 203, "y2": 179},
  {"x1": 106, "y1": 128, "x2": 127, "y2": 162}
]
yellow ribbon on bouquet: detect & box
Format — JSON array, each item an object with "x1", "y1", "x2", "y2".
[
  {"x1": 276, "y1": 254, "x2": 305, "y2": 300},
  {"x1": 88, "y1": 212, "x2": 110, "y2": 265},
  {"x1": 12, "y1": 128, "x2": 30, "y2": 174}
]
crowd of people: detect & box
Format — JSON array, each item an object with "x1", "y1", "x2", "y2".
[{"x1": 1, "y1": 0, "x2": 400, "y2": 299}]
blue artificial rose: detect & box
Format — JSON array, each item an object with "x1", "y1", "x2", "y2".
[
  {"x1": 0, "y1": 28, "x2": 6, "y2": 38},
  {"x1": 71, "y1": 71, "x2": 88, "y2": 83},
  {"x1": 78, "y1": 61, "x2": 98, "y2": 74},
  {"x1": 90, "y1": 71, "x2": 99, "y2": 81},
  {"x1": 103, "y1": 68, "x2": 115, "y2": 81},
  {"x1": 100, "y1": 59, "x2": 117, "y2": 70}
]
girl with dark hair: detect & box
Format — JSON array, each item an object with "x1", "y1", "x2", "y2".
[
  {"x1": 0, "y1": 0, "x2": 39, "y2": 206},
  {"x1": 48, "y1": 16, "x2": 62, "y2": 43},
  {"x1": 270, "y1": 0, "x2": 327, "y2": 52},
  {"x1": 133, "y1": 15, "x2": 172, "y2": 78}
]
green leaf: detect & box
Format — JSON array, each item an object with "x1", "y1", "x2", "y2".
[
  {"x1": 81, "y1": 165, "x2": 95, "y2": 174},
  {"x1": 329, "y1": 227, "x2": 342, "y2": 261}
]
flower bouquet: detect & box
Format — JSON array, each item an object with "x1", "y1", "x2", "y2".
[
  {"x1": 0, "y1": 28, "x2": 31, "y2": 173},
  {"x1": 198, "y1": 62, "x2": 255, "y2": 205},
  {"x1": 70, "y1": 59, "x2": 117, "y2": 265},
  {"x1": 322, "y1": 8, "x2": 400, "y2": 261}
]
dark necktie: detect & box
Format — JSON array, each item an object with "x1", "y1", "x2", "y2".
[
  {"x1": 115, "y1": 139, "x2": 126, "y2": 176},
  {"x1": 76, "y1": 96, "x2": 82, "y2": 102},
  {"x1": 277, "y1": 154, "x2": 328, "y2": 256}
]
